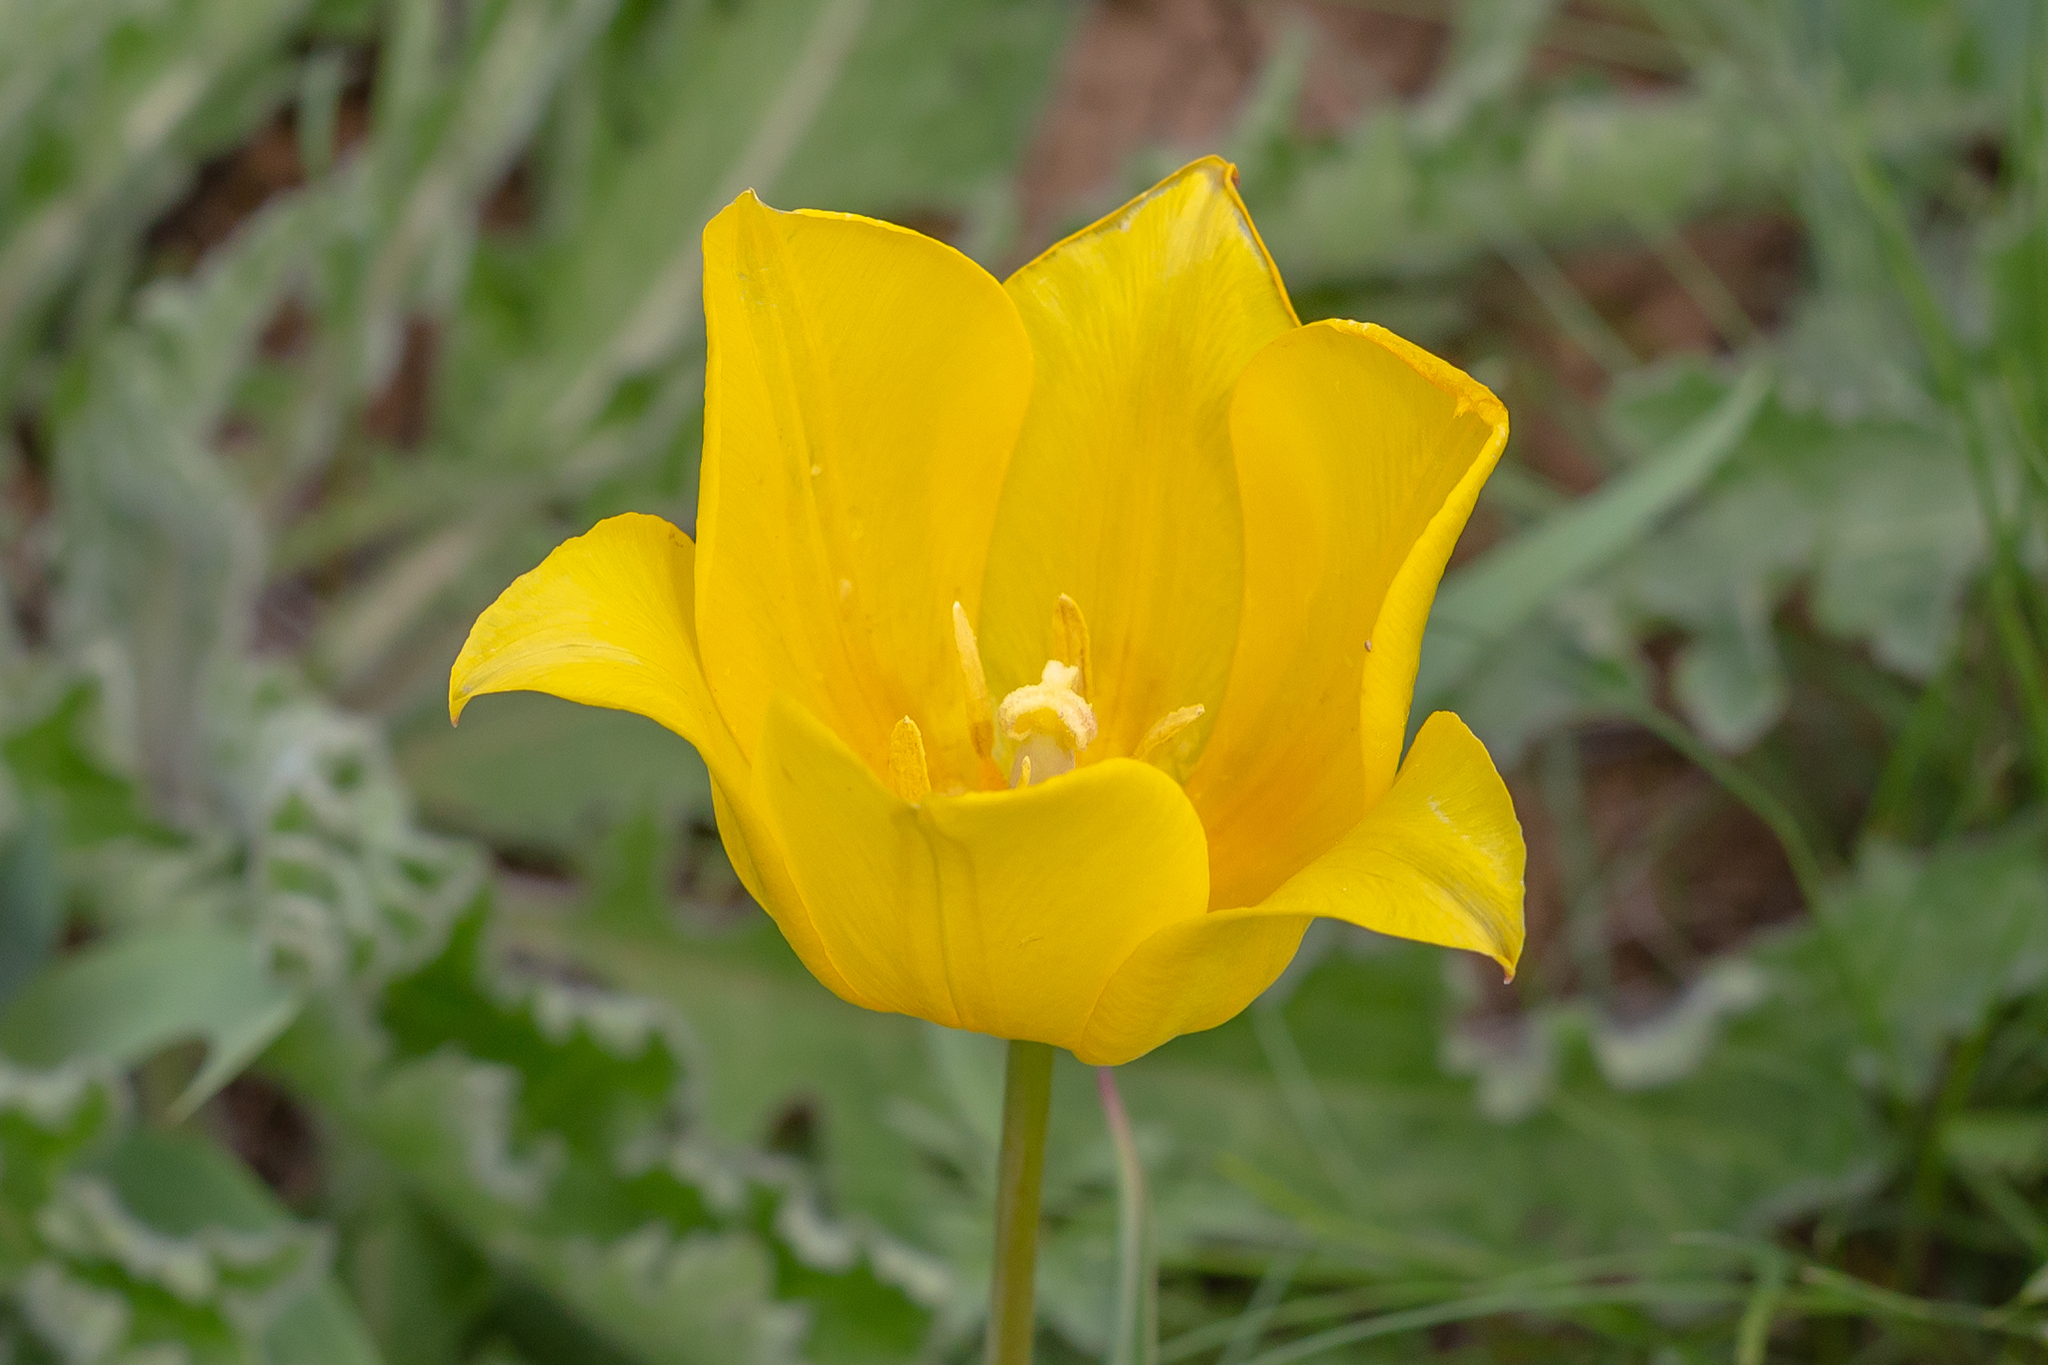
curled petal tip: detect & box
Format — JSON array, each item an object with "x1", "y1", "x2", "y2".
[
  {"x1": 441, "y1": 512, "x2": 719, "y2": 752},
  {"x1": 717, "y1": 188, "x2": 772, "y2": 224}
]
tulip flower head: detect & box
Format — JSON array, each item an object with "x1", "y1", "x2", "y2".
[{"x1": 450, "y1": 158, "x2": 1525, "y2": 1065}]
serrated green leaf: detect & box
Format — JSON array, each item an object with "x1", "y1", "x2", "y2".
[
  {"x1": 2, "y1": 685, "x2": 162, "y2": 849},
  {"x1": 89, "y1": 1129, "x2": 384, "y2": 1365},
  {"x1": 282, "y1": 891, "x2": 935, "y2": 1365},
  {"x1": 13, "y1": 1140, "x2": 330, "y2": 1365},
  {"x1": 1812, "y1": 824, "x2": 2048, "y2": 1097},
  {"x1": 0, "y1": 1058, "x2": 127, "y2": 1214},
  {"x1": 0, "y1": 925, "x2": 301, "y2": 1121}
]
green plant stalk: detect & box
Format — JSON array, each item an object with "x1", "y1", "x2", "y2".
[
  {"x1": 1955, "y1": 1165, "x2": 2048, "y2": 1262},
  {"x1": 987, "y1": 1039, "x2": 1055, "y2": 1365},
  {"x1": 1734, "y1": 1251, "x2": 1787, "y2": 1365},
  {"x1": 1214, "y1": 1251, "x2": 1298, "y2": 1365},
  {"x1": 1864, "y1": 655, "x2": 1960, "y2": 840},
  {"x1": 1827, "y1": 102, "x2": 2048, "y2": 789},
  {"x1": 1228, "y1": 1269, "x2": 2045, "y2": 1365},
  {"x1": 1899, "y1": 1025, "x2": 1989, "y2": 1285},
  {"x1": 1099, "y1": 1066, "x2": 1159, "y2": 1365},
  {"x1": 1536, "y1": 729, "x2": 1608, "y2": 1001},
  {"x1": 1618, "y1": 692, "x2": 1830, "y2": 908}
]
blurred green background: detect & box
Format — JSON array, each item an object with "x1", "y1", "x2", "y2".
[{"x1": 2, "y1": 0, "x2": 2046, "y2": 1360}]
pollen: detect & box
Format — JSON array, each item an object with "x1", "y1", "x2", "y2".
[
  {"x1": 888, "y1": 715, "x2": 931, "y2": 802},
  {"x1": 1051, "y1": 594, "x2": 1092, "y2": 698},
  {"x1": 951, "y1": 602, "x2": 994, "y2": 758},
  {"x1": 996, "y1": 659, "x2": 1097, "y2": 787}
]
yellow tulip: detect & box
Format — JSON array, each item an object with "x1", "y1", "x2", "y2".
[{"x1": 450, "y1": 157, "x2": 1524, "y2": 1066}]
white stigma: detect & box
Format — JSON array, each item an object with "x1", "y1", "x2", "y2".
[{"x1": 995, "y1": 660, "x2": 1097, "y2": 787}]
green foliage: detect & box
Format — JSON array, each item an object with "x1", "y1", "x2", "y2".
[
  {"x1": 0, "y1": 926, "x2": 302, "y2": 1119},
  {"x1": 395, "y1": 694, "x2": 707, "y2": 858},
  {"x1": 2, "y1": 0, "x2": 2047, "y2": 1360},
  {"x1": 0, "y1": 1058, "x2": 357, "y2": 1365}
]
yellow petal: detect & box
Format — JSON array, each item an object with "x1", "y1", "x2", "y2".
[
  {"x1": 697, "y1": 194, "x2": 1032, "y2": 792},
  {"x1": 978, "y1": 157, "x2": 1297, "y2": 762},
  {"x1": 1187, "y1": 321, "x2": 1508, "y2": 910},
  {"x1": 709, "y1": 775, "x2": 872, "y2": 1011},
  {"x1": 1077, "y1": 711, "x2": 1523, "y2": 1065},
  {"x1": 449, "y1": 513, "x2": 728, "y2": 761},
  {"x1": 751, "y1": 695, "x2": 1211, "y2": 1048},
  {"x1": 1352, "y1": 333, "x2": 1511, "y2": 804},
  {"x1": 1261, "y1": 711, "x2": 1524, "y2": 968},
  {"x1": 448, "y1": 513, "x2": 863, "y2": 1005},
  {"x1": 1073, "y1": 912, "x2": 1307, "y2": 1066}
]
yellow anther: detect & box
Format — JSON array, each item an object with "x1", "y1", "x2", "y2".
[
  {"x1": 888, "y1": 716, "x2": 931, "y2": 802},
  {"x1": 952, "y1": 602, "x2": 994, "y2": 759},
  {"x1": 1051, "y1": 594, "x2": 1092, "y2": 699},
  {"x1": 1134, "y1": 704, "x2": 1205, "y2": 764},
  {"x1": 1018, "y1": 754, "x2": 1033, "y2": 788},
  {"x1": 996, "y1": 659, "x2": 1097, "y2": 787}
]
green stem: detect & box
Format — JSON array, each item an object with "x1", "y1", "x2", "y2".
[
  {"x1": 1099, "y1": 1066, "x2": 1159, "y2": 1365},
  {"x1": 1618, "y1": 692, "x2": 1831, "y2": 909},
  {"x1": 987, "y1": 1039, "x2": 1055, "y2": 1365},
  {"x1": 1898, "y1": 1025, "x2": 1989, "y2": 1286}
]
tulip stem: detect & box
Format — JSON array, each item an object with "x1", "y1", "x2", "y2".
[{"x1": 986, "y1": 1039, "x2": 1056, "y2": 1365}]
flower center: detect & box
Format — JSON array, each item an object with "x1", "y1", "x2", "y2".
[
  {"x1": 941, "y1": 594, "x2": 1203, "y2": 794},
  {"x1": 995, "y1": 660, "x2": 1098, "y2": 787}
]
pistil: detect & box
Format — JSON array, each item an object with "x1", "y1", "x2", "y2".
[
  {"x1": 996, "y1": 660, "x2": 1098, "y2": 786},
  {"x1": 947, "y1": 595, "x2": 1201, "y2": 791}
]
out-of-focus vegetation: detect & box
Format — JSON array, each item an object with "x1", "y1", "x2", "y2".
[{"x1": 0, "y1": 0, "x2": 2045, "y2": 1360}]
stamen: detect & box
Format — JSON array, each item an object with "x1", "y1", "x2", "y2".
[
  {"x1": 952, "y1": 602, "x2": 994, "y2": 758},
  {"x1": 1018, "y1": 754, "x2": 1032, "y2": 787},
  {"x1": 1135, "y1": 704, "x2": 1205, "y2": 764},
  {"x1": 1051, "y1": 594, "x2": 1092, "y2": 699},
  {"x1": 888, "y1": 716, "x2": 931, "y2": 802}
]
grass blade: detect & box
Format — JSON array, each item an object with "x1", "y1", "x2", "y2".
[
  {"x1": 1418, "y1": 364, "x2": 1771, "y2": 707},
  {"x1": 1100, "y1": 1066, "x2": 1159, "y2": 1365}
]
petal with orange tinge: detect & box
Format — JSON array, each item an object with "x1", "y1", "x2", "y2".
[
  {"x1": 1189, "y1": 320, "x2": 1508, "y2": 910},
  {"x1": 697, "y1": 195, "x2": 1032, "y2": 792},
  {"x1": 1078, "y1": 711, "x2": 1523, "y2": 1065},
  {"x1": 449, "y1": 513, "x2": 725, "y2": 759},
  {"x1": 447, "y1": 513, "x2": 860, "y2": 1003},
  {"x1": 979, "y1": 157, "x2": 1297, "y2": 764},
  {"x1": 751, "y1": 695, "x2": 1212, "y2": 1048}
]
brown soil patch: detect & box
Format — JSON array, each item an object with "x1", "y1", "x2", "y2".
[{"x1": 1015, "y1": 0, "x2": 1449, "y2": 249}]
